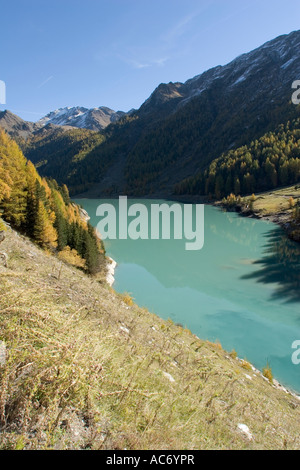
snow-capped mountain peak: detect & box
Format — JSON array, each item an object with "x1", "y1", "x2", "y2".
[{"x1": 39, "y1": 106, "x2": 125, "y2": 131}]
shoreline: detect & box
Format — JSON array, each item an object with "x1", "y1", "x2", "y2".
[
  {"x1": 75, "y1": 192, "x2": 299, "y2": 243},
  {"x1": 94, "y1": 227, "x2": 118, "y2": 287},
  {"x1": 234, "y1": 355, "x2": 300, "y2": 402},
  {"x1": 214, "y1": 201, "x2": 300, "y2": 243},
  {"x1": 212, "y1": 184, "x2": 300, "y2": 244}
]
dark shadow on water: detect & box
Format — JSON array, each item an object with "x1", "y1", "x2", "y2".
[{"x1": 241, "y1": 227, "x2": 300, "y2": 303}]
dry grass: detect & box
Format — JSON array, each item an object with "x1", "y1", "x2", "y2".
[
  {"x1": 263, "y1": 364, "x2": 274, "y2": 384},
  {"x1": 241, "y1": 360, "x2": 253, "y2": 372},
  {"x1": 1, "y1": 228, "x2": 300, "y2": 450},
  {"x1": 250, "y1": 185, "x2": 300, "y2": 217}
]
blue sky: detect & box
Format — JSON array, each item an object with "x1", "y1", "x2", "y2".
[{"x1": 1, "y1": 0, "x2": 300, "y2": 121}]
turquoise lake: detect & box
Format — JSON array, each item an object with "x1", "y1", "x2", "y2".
[{"x1": 75, "y1": 199, "x2": 300, "y2": 394}]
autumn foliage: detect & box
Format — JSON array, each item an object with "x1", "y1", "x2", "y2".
[{"x1": 0, "y1": 130, "x2": 104, "y2": 274}]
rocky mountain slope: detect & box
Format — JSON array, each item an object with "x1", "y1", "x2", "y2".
[
  {"x1": 0, "y1": 110, "x2": 43, "y2": 139},
  {"x1": 0, "y1": 105, "x2": 126, "y2": 140},
  {"x1": 139, "y1": 30, "x2": 300, "y2": 118}
]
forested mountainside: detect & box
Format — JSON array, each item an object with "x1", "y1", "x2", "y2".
[
  {"x1": 175, "y1": 116, "x2": 300, "y2": 198},
  {"x1": 17, "y1": 30, "x2": 300, "y2": 197},
  {"x1": 0, "y1": 130, "x2": 105, "y2": 274},
  {"x1": 19, "y1": 126, "x2": 107, "y2": 195}
]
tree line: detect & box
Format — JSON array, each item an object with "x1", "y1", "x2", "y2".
[{"x1": 175, "y1": 118, "x2": 300, "y2": 198}]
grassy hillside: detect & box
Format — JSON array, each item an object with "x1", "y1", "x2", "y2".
[
  {"x1": 1, "y1": 227, "x2": 300, "y2": 450},
  {"x1": 218, "y1": 185, "x2": 300, "y2": 242}
]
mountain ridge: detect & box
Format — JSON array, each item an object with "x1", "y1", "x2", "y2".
[
  {"x1": 0, "y1": 110, "x2": 43, "y2": 139},
  {"x1": 2, "y1": 29, "x2": 300, "y2": 197},
  {"x1": 38, "y1": 106, "x2": 126, "y2": 131},
  {"x1": 137, "y1": 30, "x2": 300, "y2": 118}
]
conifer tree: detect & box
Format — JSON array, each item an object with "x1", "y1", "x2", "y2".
[{"x1": 33, "y1": 200, "x2": 57, "y2": 249}]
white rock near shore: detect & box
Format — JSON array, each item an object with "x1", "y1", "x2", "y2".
[
  {"x1": 93, "y1": 226, "x2": 117, "y2": 287},
  {"x1": 106, "y1": 257, "x2": 117, "y2": 286}
]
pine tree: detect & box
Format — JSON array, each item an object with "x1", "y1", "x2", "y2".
[
  {"x1": 33, "y1": 200, "x2": 57, "y2": 249},
  {"x1": 54, "y1": 210, "x2": 68, "y2": 251},
  {"x1": 61, "y1": 184, "x2": 70, "y2": 205},
  {"x1": 82, "y1": 230, "x2": 99, "y2": 275}
]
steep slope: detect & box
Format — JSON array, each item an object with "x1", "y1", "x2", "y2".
[
  {"x1": 175, "y1": 115, "x2": 300, "y2": 197},
  {"x1": 20, "y1": 125, "x2": 107, "y2": 195},
  {"x1": 1, "y1": 226, "x2": 300, "y2": 450},
  {"x1": 122, "y1": 30, "x2": 300, "y2": 195},
  {"x1": 139, "y1": 30, "x2": 300, "y2": 118},
  {"x1": 39, "y1": 106, "x2": 126, "y2": 131},
  {"x1": 0, "y1": 130, "x2": 105, "y2": 274}
]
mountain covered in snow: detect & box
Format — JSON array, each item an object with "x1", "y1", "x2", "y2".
[{"x1": 39, "y1": 106, "x2": 126, "y2": 131}]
